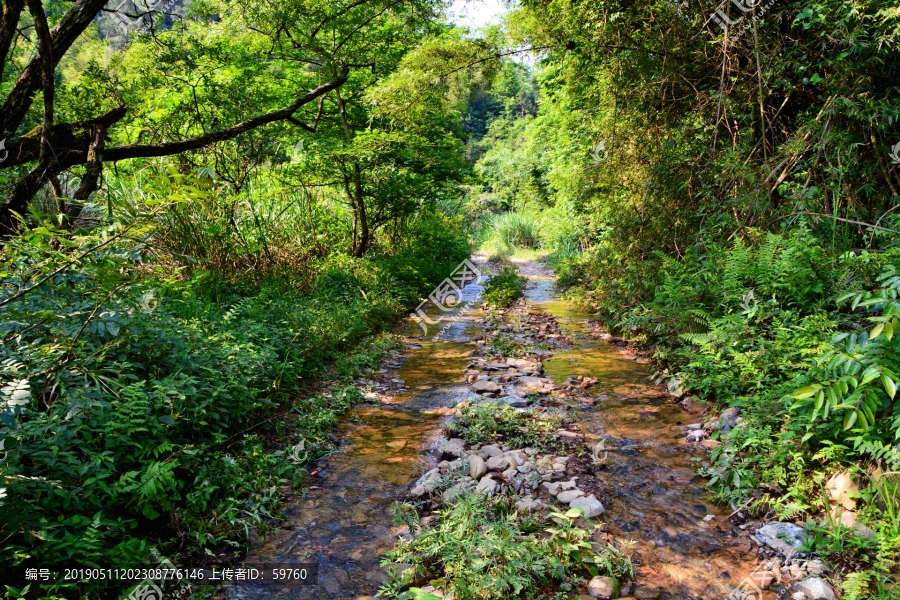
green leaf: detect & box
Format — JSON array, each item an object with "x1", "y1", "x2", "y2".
[
  {"x1": 792, "y1": 386, "x2": 819, "y2": 399},
  {"x1": 882, "y1": 374, "x2": 896, "y2": 399},
  {"x1": 843, "y1": 410, "x2": 858, "y2": 430}
]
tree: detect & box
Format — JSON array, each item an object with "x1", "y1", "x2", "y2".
[{"x1": 0, "y1": 0, "x2": 442, "y2": 231}]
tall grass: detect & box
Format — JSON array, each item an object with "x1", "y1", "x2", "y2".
[
  {"x1": 480, "y1": 211, "x2": 543, "y2": 260},
  {"x1": 479, "y1": 209, "x2": 582, "y2": 262}
]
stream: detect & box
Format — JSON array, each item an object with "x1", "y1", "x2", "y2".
[{"x1": 229, "y1": 259, "x2": 764, "y2": 600}]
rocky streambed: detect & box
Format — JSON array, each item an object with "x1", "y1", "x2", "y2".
[{"x1": 231, "y1": 258, "x2": 844, "y2": 600}]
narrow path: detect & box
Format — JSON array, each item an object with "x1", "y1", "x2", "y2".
[{"x1": 231, "y1": 259, "x2": 762, "y2": 600}]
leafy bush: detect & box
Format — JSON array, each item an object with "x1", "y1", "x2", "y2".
[
  {"x1": 446, "y1": 401, "x2": 562, "y2": 451},
  {"x1": 482, "y1": 265, "x2": 527, "y2": 308}
]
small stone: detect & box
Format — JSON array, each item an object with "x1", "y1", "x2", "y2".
[
  {"x1": 557, "y1": 489, "x2": 586, "y2": 503},
  {"x1": 476, "y1": 476, "x2": 498, "y2": 495},
  {"x1": 442, "y1": 482, "x2": 471, "y2": 502},
  {"x1": 587, "y1": 575, "x2": 616, "y2": 598},
  {"x1": 633, "y1": 588, "x2": 660, "y2": 599},
  {"x1": 791, "y1": 577, "x2": 838, "y2": 600},
  {"x1": 570, "y1": 494, "x2": 605, "y2": 518}
]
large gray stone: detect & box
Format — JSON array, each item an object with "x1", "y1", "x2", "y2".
[
  {"x1": 475, "y1": 476, "x2": 498, "y2": 495},
  {"x1": 468, "y1": 455, "x2": 487, "y2": 480},
  {"x1": 754, "y1": 522, "x2": 806, "y2": 555},
  {"x1": 557, "y1": 489, "x2": 586, "y2": 503},
  {"x1": 438, "y1": 438, "x2": 466, "y2": 459},
  {"x1": 791, "y1": 577, "x2": 838, "y2": 600}
]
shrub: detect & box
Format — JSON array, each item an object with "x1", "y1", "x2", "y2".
[{"x1": 482, "y1": 265, "x2": 527, "y2": 308}]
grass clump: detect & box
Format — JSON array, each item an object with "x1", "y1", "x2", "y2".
[
  {"x1": 380, "y1": 494, "x2": 634, "y2": 600},
  {"x1": 482, "y1": 265, "x2": 527, "y2": 308},
  {"x1": 446, "y1": 401, "x2": 562, "y2": 452}
]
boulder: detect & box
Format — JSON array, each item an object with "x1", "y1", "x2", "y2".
[
  {"x1": 587, "y1": 575, "x2": 617, "y2": 598},
  {"x1": 469, "y1": 455, "x2": 487, "y2": 480},
  {"x1": 754, "y1": 522, "x2": 806, "y2": 555},
  {"x1": 570, "y1": 495, "x2": 605, "y2": 518},
  {"x1": 791, "y1": 577, "x2": 838, "y2": 600},
  {"x1": 471, "y1": 380, "x2": 502, "y2": 395}
]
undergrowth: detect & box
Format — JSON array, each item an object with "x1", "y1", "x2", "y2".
[
  {"x1": 379, "y1": 494, "x2": 633, "y2": 600},
  {"x1": 446, "y1": 401, "x2": 563, "y2": 452}
]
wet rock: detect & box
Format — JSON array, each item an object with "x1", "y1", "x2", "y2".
[
  {"x1": 499, "y1": 396, "x2": 529, "y2": 408},
  {"x1": 557, "y1": 430, "x2": 583, "y2": 441},
  {"x1": 587, "y1": 575, "x2": 617, "y2": 598},
  {"x1": 364, "y1": 562, "x2": 412, "y2": 585},
  {"x1": 469, "y1": 455, "x2": 487, "y2": 480},
  {"x1": 471, "y1": 380, "x2": 502, "y2": 395},
  {"x1": 476, "y1": 476, "x2": 498, "y2": 495},
  {"x1": 570, "y1": 495, "x2": 605, "y2": 518},
  {"x1": 633, "y1": 587, "x2": 660, "y2": 599},
  {"x1": 791, "y1": 577, "x2": 838, "y2": 600},
  {"x1": 482, "y1": 361, "x2": 510, "y2": 371},
  {"x1": 516, "y1": 376, "x2": 552, "y2": 395},
  {"x1": 557, "y1": 489, "x2": 586, "y2": 503},
  {"x1": 754, "y1": 522, "x2": 806, "y2": 555},
  {"x1": 826, "y1": 470, "x2": 858, "y2": 511},
  {"x1": 686, "y1": 430, "x2": 706, "y2": 443},
  {"x1": 439, "y1": 438, "x2": 466, "y2": 459}
]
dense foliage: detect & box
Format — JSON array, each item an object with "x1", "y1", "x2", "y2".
[{"x1": 462, "y1": 0, "x2": 900, "y2": 595}]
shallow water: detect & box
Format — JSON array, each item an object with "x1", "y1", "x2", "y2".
[{"x1": 231, "y1": 260, "x2": 766, "y2": 600}]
